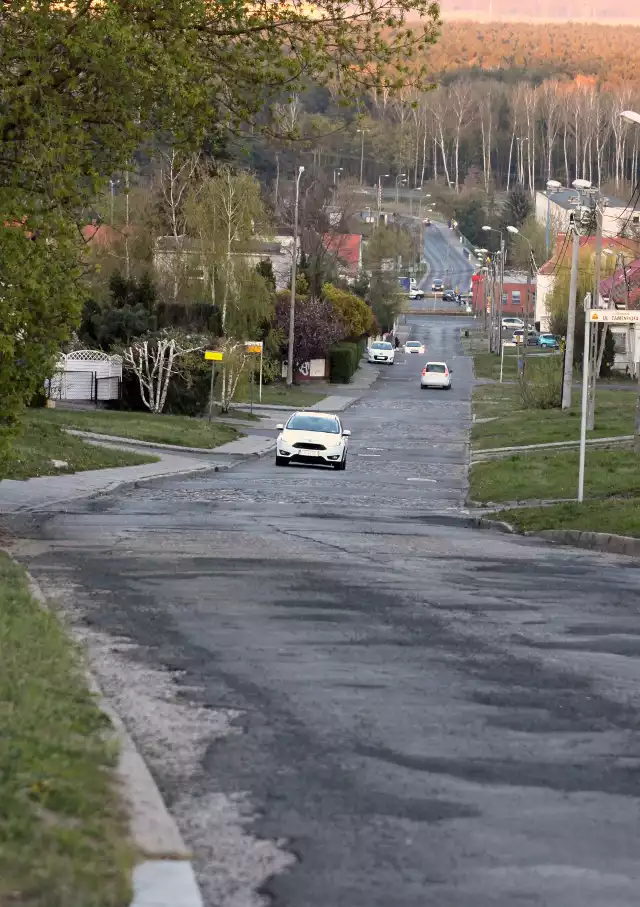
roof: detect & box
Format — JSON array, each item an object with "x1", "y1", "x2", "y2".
[
  {"x1": 538, "y1": 234, "x2": 640, "y2": 276},
  {"x1": 540, "y1": 189, "x2": 633, "y2": 211},
  {"x1": 600, "y1": 257, "x2": 640, "y2": 309},
  {"x1": 82, "y1": 223, "x2": 123, "y2": 248},
  {"x1": 322, "y1": 233, "x2": 361, "y2": 271}
]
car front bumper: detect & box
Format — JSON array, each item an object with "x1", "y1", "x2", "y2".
[{"x1": 277, "y1": 441, "x2": 345, "y2": 464}]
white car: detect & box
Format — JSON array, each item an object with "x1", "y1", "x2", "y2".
[
  {"x1": 502, "y1": 317, "x2": 524, "y2": 331},
  {"x1": 420, "y1": 361, "x2": 452, "y2": 390},
  {"x1": 368, "y1": 341, "x2": 395, "y2": 364},
  {"x1": 404, "y1": 340, "x2": 425, "y2": 355},
  {"x1": 275, "y1": 412, "x2": 350, "y2": 470},
  {"x1": 408, "y1": 288, "x2": 425, "y2": 300}
]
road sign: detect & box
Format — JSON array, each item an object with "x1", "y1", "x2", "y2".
[
  {"x1": 245, "y1": 344, "x2": 262, "y2": 353},
  {"x1": 205, "y1": 350, "x2": 223, "y2": 361},
  {"x1": 589, "y1": 310, "x2": 640, "y2": 323}
]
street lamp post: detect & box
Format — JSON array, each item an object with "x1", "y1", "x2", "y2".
[
  {"x1": 287, "y1": 165, "x2": 305, "y2": 387},
  {"x1": 483, "y1": 225, "x2": 505, "y2": 353},
  {"x1": 357, "y1": 129, "x2": 367, "y2": 186},
  {"x1": 620, "y1": 109, "x2": 640, "y2": 451},
  {"x1": 377, "y1": 173, "x2": 389, "y2": 221},
  {"x1": 395, "y1": 173, "x2": 407, "y2": 205},
  {"x1": 507, "y1": 225, "x2": 535, "y2": 376}
]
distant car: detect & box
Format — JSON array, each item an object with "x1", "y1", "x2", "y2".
[
  {"x1": 537, "y1": 333, "x2": 560, "y2": 349},
  {"x1": 408, "y1": 288, "x2": 425, "y2": 300},
  {"x1": 275, "y1": 412, "x2": 350, "y2": 470},
  {"x1": 502, "y1": 316, "x2": 524, "y2": 331},
  {"x1": 431, "y1": 278, "x2": 444, "y2": 292},
  {"x1": 442, "y1": 290, "x2": 456, "y2": 302},
  {"x1": 404, "y1": 340, "x2": 425, "y2": 355},
  {"x1": 368, "y1": 340, "x2": 395, "y2": 364},
  {"x1": 423, "y1": 218, "x2": 432, "y2": 226},
  {"x1": 513, "y1": 329, "x2": 539, "y2": 346},
  {"x1": 420, "y1": 361, "x2": 452, "y2": 390}
]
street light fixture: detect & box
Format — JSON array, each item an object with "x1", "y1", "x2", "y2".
[
  {"x1": 544, "y1": 178, "x2": 563, "y2": 256},
  {"x1": 287, "y1": 165, "x2": 305, "y2": 387}
]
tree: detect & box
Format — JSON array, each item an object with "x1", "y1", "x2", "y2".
[
  {"x1": 548, "y1": 250, "x2": 616, "y2": 375},
  {"x1": 322, "y1": 284, "x2": 374, "y2": 339},
  {"x1": 453, "y1": 196, "x2": 490, "y2": 249},
  {"x1": 275, "y1": 294, "x2": 344, "y2": 371},
  {"x1": 123, "y1": 331, "x2": 205, "y2": 414},
  {"x1": 0, "y1": 220, "x2": 84, "y2": 468},
  {"x1": 80, "y1": 272, "x2": 158, "y2": 350},
  {"x1": 502, "y1": 185, "x2": 533, "y2": 232}
]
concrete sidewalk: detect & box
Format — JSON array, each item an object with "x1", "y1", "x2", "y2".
[{"x1": 0, "y1": 433, "x2": 275, "y2": 515}]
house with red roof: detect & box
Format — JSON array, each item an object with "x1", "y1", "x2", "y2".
[
  {"x1": 534, "y1": 234, "x2": 640, "y2": 331},
  {"x1": 322, "y1": 233, "x2": 362, "y2": 282}
]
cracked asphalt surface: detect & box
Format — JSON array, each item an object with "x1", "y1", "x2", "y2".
[{"x1": 10, "y1": 315, "x2": 640, "y2": 907}]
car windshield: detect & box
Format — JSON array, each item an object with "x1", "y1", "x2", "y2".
[
  {"x1": 406, "y1": 341, "x2": 421, "y2": 347},
  {"x1": 541, "y1": 334, "x2": 554, "y2": 340},
  {"x1": 371, "y1": 342, "x2": 392, "y2": 350},
  {"x1": 426, "y1": 363, "x2": 446, "y2": 373},
  {"x1": 433, "y1": 280, "x2": 443, "y2": 285},
  {"x1": 287, "y1": 415, "x2": 340, "y2": 434}
]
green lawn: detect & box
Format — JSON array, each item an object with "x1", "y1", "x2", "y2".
[
  {"x1": 472, "y1": 387, "x2": 636, "y2": 450},
  {"x1": 490, "y1": 497, "x2": 640, "y2": 537},
  {"x1": 0, "y1": 552, "x2": 135, "y2": 907},
  {"x1": 2, "y1": 417, "x2": 158, "y2": 481},
  {"x1": 234, "y1": 384, "x2": 326, "y2": 407},
  {"x1": 469, "y1": 448, "x2": 640, "y2": 505},
  {"x1": 32, "y1": 407, "x2": 239, "y2": 449},
  {"x1": 473, "y1": 348, "x2": 558, "y2": 382}
]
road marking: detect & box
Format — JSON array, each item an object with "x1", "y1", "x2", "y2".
[
  {"x1": 366, "y1": 447, "x2": 384, "y2": 451},
  {"x1": 406, "y1": 477, "x2": 437, "y2": 482},
  {"x1": 358, "y1": 453, "x2": 381, "y2": 458}
]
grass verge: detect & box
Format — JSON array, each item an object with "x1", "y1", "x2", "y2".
[
  {"x1": 234, "y1": 384, "x2": 326, "y2": 407},
  {"x1": 488, "y1": 497, "x2": 640, "y2": 537},
  {"x1": 0, "y1": 552, "x2": 134, "y2": 907},
  {"x1": 472, "y1": 386, "x2": 636, "y2": 450},
  {"x1": 473, "y1": 348, "x2": 559, "y2": 382},
  {"x1": 3, "y1": 416, "x2": 159, "y2": 481},
  {"x1": 469, "y1": 448, "x2": 640, "y2": 505},
  {"x1": 31, "y1": 407, "x2": 239, "y2": 450}
]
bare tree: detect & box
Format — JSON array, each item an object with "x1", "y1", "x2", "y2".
[
  {"x1": 156, "y1": 149, "x2": 200, "y2": 300},
  {"x1": 124, "y1": 332, "x2": 204, "y2": 414},
  {"x1": 450, "y1": 80, "x2": 475, "y2": 192}
]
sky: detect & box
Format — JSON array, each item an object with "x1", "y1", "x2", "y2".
[{"x1": 440, "y1": 0, "x2": 638, "y2": 23}]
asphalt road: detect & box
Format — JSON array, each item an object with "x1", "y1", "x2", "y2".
[
  {"x1": 12, "y1": 316, "x2": 640, "y2": 907},
  {"x1": 413, "y1": 221, "x2": 476, "y2": 313}
]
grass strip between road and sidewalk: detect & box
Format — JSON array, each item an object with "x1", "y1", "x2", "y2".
[
  {"x1": 3, "y1": 415, "x2": 159, "y2": 481},
  {"x1": 232, "y1": 384, "x2": 326, "y2": 407},
  {"x1": 31, "y1": 407, "x2": 240, "y2": 450},
  {"x1": 0, "y1": 551, "x2": 135, "y2": 907},
  {"x1": 487, "y1": 497, "x2": 640, "y2": 538},
  {"x1": 470, "y1": 448, "x2": 640, "y2": 506},
  {"x1": 472, "y1": 385, "x2": 637, "y2": 450}
]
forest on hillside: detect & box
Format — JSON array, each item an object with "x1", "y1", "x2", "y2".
[
  {"x1": 242, "y1": 21, "x2": 640, "y2": 203},
  {"x1": 424, "y1": 21, "x2": 640, "y2": 85}
]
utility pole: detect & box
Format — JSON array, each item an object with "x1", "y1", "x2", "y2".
[
  {"x1": 522, "y1": 250, "x2": 533, "y2": 376},
  {"x1": 497, "y1": 240, "x2": 505, "y2": 352},
  {"x1": 587, "y1": 202, "x2": 603, "y2": 429},
  {"x1": 286, "y1": 165, "x2": 304, "y2": 386},
  {"x1": 561, "y1": 226, "x2": 581, "y2": 410},
  {"x1": 358, "y1": 129, "x2": 366, "y2": 186},
  {"x1": 578, "y1": 293, "x2": 592, "y2": 502}
]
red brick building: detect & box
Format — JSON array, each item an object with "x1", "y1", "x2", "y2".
[{"x1": 472, "y1": 270, "x2": 536, "y2": 320}]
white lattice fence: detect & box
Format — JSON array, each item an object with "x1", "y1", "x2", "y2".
[{"x1": 47, "y1": 350, "x2": 122, "y2": 401}]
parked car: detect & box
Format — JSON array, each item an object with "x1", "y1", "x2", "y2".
[
  {"x1": 368, "y1": 340, "x2": 395, "y2": 364},
  {"x1": 407, "y1": 288, "x2": 425, "y2": 300},
  {"x1": 537, "y1": 333, "x2": 560, "y2": 349},
  {"x1": 512, "y1": 329, "x2": 540, "y2": 345},
  {"x1": 501, "y1": 316, "x2": 525, "y2": 331},
  {"x1": 442, "y1": 290, "x2": 457, "y2": 302}
]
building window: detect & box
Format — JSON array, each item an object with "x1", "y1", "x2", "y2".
[{"x1": 511, "y1": 291, "x2": 521, "y2": 306}]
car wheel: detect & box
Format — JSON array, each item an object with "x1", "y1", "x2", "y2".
[
  {"x1": 445, "y1": 383, "x2": 452, "y2": 390},
  {"x1": 333, "y1": 453, "x2": 347, "y2": 471},
  {"x1": 275, "y1": 455, "x2": 288, "y2": 466}
]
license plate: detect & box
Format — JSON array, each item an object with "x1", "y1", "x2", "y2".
[
  {"x1": 375, "y1": 356, "x2": 386, "y2": 361},
  {"x1": 299, "y1": 450, "x2": 318, "y2": 457}
]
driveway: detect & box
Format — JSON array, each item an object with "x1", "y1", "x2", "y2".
[{"x1": 11, "y1": 315, "x2": 640, "y2": 907}]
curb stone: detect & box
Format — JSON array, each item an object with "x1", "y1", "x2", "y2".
[
  {"x1": 527, "y1": 529, "x2": 640, "y2": 558},
  {"x1": 67, "y1": 429, "x2": 275, "y2": 457},
  {"x1": 10, "y1": 559, "x2": 204, "y2": 907}
]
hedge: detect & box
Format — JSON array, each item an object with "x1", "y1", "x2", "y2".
[{"x1": 329, "y1": 342, "x2": 360, "y2": 384}]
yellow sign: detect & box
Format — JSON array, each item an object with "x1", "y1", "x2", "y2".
[
  {"x1": 205, "y1": 350, "x2": 223, "y2": 361},
  {"x1": 246, "y1": 345, "x2": 262, "y2": 353}
]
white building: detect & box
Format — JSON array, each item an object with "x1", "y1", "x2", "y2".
[{"x1": 535, "y1": 190, "x2": 640, "y2": 240}]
